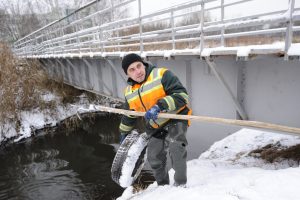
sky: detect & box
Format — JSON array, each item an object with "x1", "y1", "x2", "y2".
[{"x1": 117, "y1": 128, "x2": 300, "y2": 200}]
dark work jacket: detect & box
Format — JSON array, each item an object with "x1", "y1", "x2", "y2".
[{"x1": 119, "y1": 63, "x2": 191, "y2": 135}]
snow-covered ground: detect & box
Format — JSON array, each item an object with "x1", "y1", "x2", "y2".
[
  {"x1": 118, "y1": 128, "x2": 300, "y2": 200},
  {"x1": 0, "y1": 92, "x2": 118, "y2": 145}
]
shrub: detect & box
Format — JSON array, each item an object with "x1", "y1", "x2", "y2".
[{"x1": 0, "y1": 43, "x2": 49, "y2": 123}]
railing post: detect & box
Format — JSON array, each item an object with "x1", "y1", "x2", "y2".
[
  {"x1": 31, "y1": 36, "x2": 34, "y2": 57},
  {"x1": 110, "y1": 0, "x2": 114, "y2": 32},
  {"x1": 27, "y1": 38, "x2": 30, "y2": 57},
  {"x1": 75, "y1": 12, "x2": 81, "y2": 54},
  {"x1": 96, "y1": 0, "x2": 104, "y2": 54},
  {"x1": 31, "y1": 35, "x2": 34, "y2": 56},
  {"x1": 110, "y1": 0, "x2": 120, "y2": 52},
  {"x1": 60, "y1": 22, "x2": 65, "y2": 55},
  {"x1": 138, "y1": 0, "x2": 143, "y2": 53},
  {"x1": 171, "y1": 10, "x2": 175, "y2": 50},
  {"x1": 200, "y1": 0, "x2": 205, "y2": 52},
  {"x1": 34, "y1": 34, "x2": 38, "y2": 56},
  {"x1": 25, "y1": 41, "x2": 28, "y2": 57},
  {"x1": 221, "y1": 0, "x2": 225, "y2": 47},
  {"x1": 51, "y1": 27, "x2": 55, "y2": 56},
  {"x1": 46, "y1": 29, "x2": 51, "y2": 55},
  {"x1": 100, "y1": 30, "x2": 104, "y2": 54},
  {"x1": 96, "y1": 0, "x2": 101, "y2": 16},
  {"x1": 40, "y1": 31, "x2": 44, "y2": 55},
  {"x1": 284, "y1": 0, "x2": 295, "y2": 60}
]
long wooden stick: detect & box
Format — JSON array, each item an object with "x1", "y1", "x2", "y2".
[{"x1": 94, "y1": 105, "x2": 300, "y2": 135}]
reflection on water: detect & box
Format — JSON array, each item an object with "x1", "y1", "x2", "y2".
[{"x1": 0, "y1": 114, "x2": 125, "y2": 200}]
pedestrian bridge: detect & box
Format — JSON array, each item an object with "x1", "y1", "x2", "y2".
[{"x1": 13, "y1": 0, "x2": 300, "y2": 158}]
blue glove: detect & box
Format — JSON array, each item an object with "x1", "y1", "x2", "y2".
[
  {"x1": 144, "y1": 105, "x2": 161, "y2": 121},
  {"x1": 120, "y1": 133, "x2": 128, "y2": 144}
]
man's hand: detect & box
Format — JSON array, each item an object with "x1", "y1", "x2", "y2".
[
  {"x1": 120, "y1": 133, "x2": 128, "y2": 144},
  {"x1": 144, "y1": 105, "x2": 161, "y2": 121}
]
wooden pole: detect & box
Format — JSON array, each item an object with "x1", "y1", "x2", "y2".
[{"x1": 94, "y1": 105, "x2": 300, "y2": 136}]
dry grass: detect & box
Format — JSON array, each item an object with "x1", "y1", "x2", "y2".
[
  {"x1": 131, "y1": 170, "x2": 155, "y2": 194},
  {"x1": 60, "y1": 112, "x2": 97, "y2": 135},
  {"x1": 249, "y1": 142, "x2": 300, "y2": 164},
  {"x1": 132, "y1": 183, "x2": 148, "y2": 194},
  {"x1": 44, "y1": 78, "x2": 84, "y2": 104},
  {"x1": 0, "y1": 43, "x2": 48, "y2": 123}
]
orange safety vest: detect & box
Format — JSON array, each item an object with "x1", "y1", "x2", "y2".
[{"x1": 124, "y1": 68, "x2": 190, "y2": 128}]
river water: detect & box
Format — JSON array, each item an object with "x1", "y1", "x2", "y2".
[
  {"x1": 0, "y1": 113, "x2": 153, "y2": 200},
  {"x1": 0, "y1": 110, "x2": 224, "y2": 200}
]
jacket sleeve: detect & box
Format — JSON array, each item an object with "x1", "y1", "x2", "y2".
[
  {"x1": 156, "y1": 70, "x2": 189, "y2": 112},
  {"x1": 119, "y1": 99, "x2": 138, "y2": 134}
]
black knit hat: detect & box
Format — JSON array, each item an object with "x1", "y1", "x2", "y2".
[{"x1": 122, "y1": 53, "x2": 144, "y2": 74}]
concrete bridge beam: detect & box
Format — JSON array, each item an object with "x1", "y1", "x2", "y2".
[{"x1": 205, "y1": 58, "x2": 248, "y2": 120}]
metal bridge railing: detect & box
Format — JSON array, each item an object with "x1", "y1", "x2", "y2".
[{"x1": 13, "y1": 0, "x2": 300, "y2": 58}]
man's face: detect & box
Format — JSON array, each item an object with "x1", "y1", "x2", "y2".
[{"x1": 126, "y1": 61, "x2": 146, "y2": 83}]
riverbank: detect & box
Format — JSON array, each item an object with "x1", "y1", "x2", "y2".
[
  {"x1": 0, "y1": 90, "x2": 121, "y2": 147},
  {"x1": 119, "y1": 128, "x2": 300, "y2": 200},
  {"x1": 0, "y1": 43, "x2": 121, "y2": 147}
]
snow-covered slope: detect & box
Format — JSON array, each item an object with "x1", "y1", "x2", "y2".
[
  {"x1": 118, "y1": 128, "x2": 300, "y2": 200},
  {"x1": 0, "y1": 92, "x2": 117, "y2": 145}
]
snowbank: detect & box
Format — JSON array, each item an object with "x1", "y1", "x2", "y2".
[
  {"x1": 118, "y1": 128, "x2": 300, "y2": 200},
  {"x1": 0, "y1": 92, "x2": 118, "y2": 145}
]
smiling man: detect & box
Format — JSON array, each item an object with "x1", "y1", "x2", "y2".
[{"x1": 119, "y1": 53, "x2": 192, "y2": 187}]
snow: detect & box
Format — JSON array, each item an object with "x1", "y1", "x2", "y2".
[
  {"x1": 237, "y1": 47, "x2": 251, "y2": 57},
  {"x1": 203, "y1": 11, "x2": 291, "y2": 33},
  {"x1": 118, "y1": 128, "x2": 300, "y2": 200},
  {"x1": 287, "y1": 43, "x2": 300, "y2": 56},
  {"x1": 131, "y1": 34, "x2": 159, "y2": 40},
  {"x1": 15, "y1": 111, "x2": 48, "y2": 142},
  {"x1": 119, "y1": 132, "x2": 149, "y2": 188},
  {"x1": 0, "y1": 93, "x2": 114, "y2": 145},
  {"x1": 0, "y1": 123, "x2": 18, "y2": 142},
  {"x1": 41, "y1": 92, "x2": 57, "y2": 102},
  {"x1": 23, "y1": 40, "x2": 292, "y2": 59},
  {"x1": 53, "y1": 42, "x2": 284, "y2": 60},
  {"x1": 201, "y1": 42, "x2": 285, "y2": 57}
]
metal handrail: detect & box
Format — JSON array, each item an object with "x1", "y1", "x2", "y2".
[{"x1": 13, "y1": 0, "x2": 299, "y2": 58}]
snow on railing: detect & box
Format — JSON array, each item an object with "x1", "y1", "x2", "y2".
[{"x1": 13, "y1": 0, "x2": 300, "y2": 59}]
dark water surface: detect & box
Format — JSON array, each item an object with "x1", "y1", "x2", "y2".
[{"x1": 0, "y1": 114, "x2": 128, "y2": 200}]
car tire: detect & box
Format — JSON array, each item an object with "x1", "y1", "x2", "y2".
[{"x1": 111, "y1": 131, "x2": 149, "y2": 188}]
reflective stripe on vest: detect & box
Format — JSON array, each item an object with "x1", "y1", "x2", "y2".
[{"x1": 125, "y1": 68, "x2": 167, "y2": 112}]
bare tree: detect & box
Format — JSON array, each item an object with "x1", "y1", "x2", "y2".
[
  {"x1": 0, "y1": 0, "x2": 83, "y2": 42},
  {"x1": 0, "y1": 0, "x2": 129, "y2": 43}
]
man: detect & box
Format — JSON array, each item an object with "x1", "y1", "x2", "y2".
[{"x1": 119, "y1": 53, "x2": 191, "y2": 187}]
